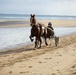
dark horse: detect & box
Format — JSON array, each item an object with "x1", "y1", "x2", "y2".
[
  {"x1": 29, "y1": 14, "x2": 48, "y2": 48},
  {"x1": 29, "y1": 14, "x2": 59, "y2": 48},
  {"x1": 30, "y1": 24, "x2": 42, "y2": 48}
]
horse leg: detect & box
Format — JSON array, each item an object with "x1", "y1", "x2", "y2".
[
  {"x1": 35, "y1": 36, "x2": 42, "y2": 48},
  {"x1": 35, "y1": 37, "x2": 38, "y2": 48},
  {"x1": 29, "y1": 35, "x2": 34, "y2": 42},
  {"x1": 44, "y1": 29, "x2": 48, "y2": 46},
  {"x1": 35, "y1": 40, "x2": 37, "y2": 48},
  {"x1": 37, "y1": 27, "x2": 42, "y2": 48},
  {"x1": 44, "y1": 37, "x2": 48, "y2": 46},
  {"x1": 39, "y1": 37, "x2": 42, "y2": 48}
]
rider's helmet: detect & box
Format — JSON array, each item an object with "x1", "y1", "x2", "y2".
[{"x1": 48, "y1": 22, "x2": 52, "y2": 27}]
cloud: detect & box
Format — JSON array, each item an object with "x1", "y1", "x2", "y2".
[{"x1": 0, "y1": 0, "x2": 76, "y2": 15}]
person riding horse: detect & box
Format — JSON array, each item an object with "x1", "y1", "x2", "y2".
[{"x1": 47, "y1": 22, "x2": 54, "y2": 30}]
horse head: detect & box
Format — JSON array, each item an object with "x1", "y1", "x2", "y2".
[{"x1": 30, "y1": 14, "x2": 36, "y2": 26}]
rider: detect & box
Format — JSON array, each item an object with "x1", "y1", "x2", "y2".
[{"x1": 47, "y1": 22, "x2": 54, "y2": 30}]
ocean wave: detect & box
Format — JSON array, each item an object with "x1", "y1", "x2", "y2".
[{"x1": 0, "y1": 14, "x2": 76, "y2": 20}]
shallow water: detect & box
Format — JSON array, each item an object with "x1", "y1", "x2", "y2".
[
  {"x1": 0, "y1": 27, "x2": 76, "y2": 50},
  {"x1": 54, "y1": 27, "x2": 76, "y2": 36}
]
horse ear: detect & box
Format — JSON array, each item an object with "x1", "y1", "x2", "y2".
[
  {"x1": 30, "y1": 14, "x2": 32, "y2": 17},
  {"x1": 33, "y1": 14, "x2": 35, "y2": 17}
]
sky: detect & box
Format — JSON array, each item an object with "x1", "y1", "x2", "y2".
[{"x1": 0, "y1": 0, "x2": 76, "y2": 15}]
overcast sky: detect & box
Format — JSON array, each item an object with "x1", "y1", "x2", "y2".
[{"x1": 0, "y1": 0, "x2": 76, "y2": 15}]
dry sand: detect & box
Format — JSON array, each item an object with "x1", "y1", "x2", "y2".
[{"x1": 0, "y1": 19, "x2": 76, "y2": 75}]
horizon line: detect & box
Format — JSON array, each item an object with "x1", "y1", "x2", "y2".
[{"x1": 0, "y1": 13, "x2": 76, "y2": 17}]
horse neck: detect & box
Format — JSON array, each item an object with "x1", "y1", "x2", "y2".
[{"x1": 32, "y1": 18, "x2": 36, "y2": 25}]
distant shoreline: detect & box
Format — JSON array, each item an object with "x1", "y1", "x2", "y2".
[{"x1": 1, "y1": 14, "x2": 76, "y2": 20}]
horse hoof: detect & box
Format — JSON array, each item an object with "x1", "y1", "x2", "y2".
[
  {"x1": 33, "y1": 48, "x2": 36, "y2": 50},
  {"x1": 56, "y1": 45, "x2": 57, "y2": 47},
  {"x1": 55, "y1": 44, "x2": 58, "y2": 47},
  {"x1": 31, "y1": 39, "x2": 34, "y2": 42},
  {"x1": 46, "y1": 44, "x2": 48, "y2": 46},
  {"x1": 38, "y1": 46, "x2": 41, "y2": 49}
]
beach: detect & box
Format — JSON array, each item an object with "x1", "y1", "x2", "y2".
[
  {"x1": 0, "y1": 19, "x2": 76, "y2": 75},
  {"x1": 0, "y1": 20, "x2": 76, "y2": 28}
]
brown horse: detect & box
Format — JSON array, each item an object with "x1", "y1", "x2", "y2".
[
  {"x1": 30, "y1": 14, "x2": 42, "y2": 36},
  {"x1": 29, "y1": 14, "x2": 48, "y2": 48},
  {"x1": 29, "y1": 14, "x2": 59, "y2": 48},
  {"x1": 29, "y1": 24, "x2": 42, "y2": 48}
]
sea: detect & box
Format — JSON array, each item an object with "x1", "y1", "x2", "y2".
[
  {"x1": 0, "y1": 14, "x2": 76, "y2": 50},
  {"x1": 0, "y1": 14, "x2": 76, "y2": 20}
]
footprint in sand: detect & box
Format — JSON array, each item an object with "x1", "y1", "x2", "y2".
[
  {"x1": 38, "y1": 61, "x2": 42, "y2": 63},
  {"x1": 44, "y1": 57, "x2": 52, "y2": 60},
  {"x1": 59, "y1": 54, "x2": 62, "y2": 56},
  {"x1": 44, "y1": 58, "x2": 49, "y2": 60},
  {"x1": 55, "y1": 54, "x2": 62, "y2": 57},
  {"x1": 57, "y1": 62, "x2": 59, "y2": 64},
  {"x1": 38, "y1": 61, "x2": 47, "y2": 64},
  {"x1": 71, "y1": 65, "x2": 76, "y2": 68},
  {"x1": 72, "y1": 72, "x2": 76, "y2": 75},
  {"x1": 20, "y1": 72, "x2": 25, "y2": 74},
  {"x1": 57, "y1": 69, "x2": 60, "y2": 71},
  {"x1": 9, "y1": 71, "x2": 12, "y2": 74},
  {"x1": 73, "y1": 49, "x2": 75, "y2": 51},
  {"x1": 73, "y1": 55, "x2": 75, "y2": 56},
  {"x1": 49, "y1": 57, "x2": 52, "y2": 59},
  {"x1": 29, "y1": 66, "x2": 33, "y2": 68},
  {"x1": 51, "y1": 73, "x2": 56, "y2": 75}
]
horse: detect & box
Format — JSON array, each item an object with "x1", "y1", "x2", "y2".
[
  {"x1": 29, "y1": 14, "x2": 48, "y2": 48},
  {"x1": 29, "y1": 24, "x2": 42, "y2": 48},
  {"x1": 29, "y1": 14, "x2": 59, "y2": 48}
]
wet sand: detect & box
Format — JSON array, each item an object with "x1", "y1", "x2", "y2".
[
  {"x1": 0, "y1": 19, "x2": 76, "y2": 27},
  {"x1": 0, "y1": 20, "x2": 29, "y2": 28},
  {"x1": 37, "y1": 20, "x2": 76, "y2": 27},
  {"x1": 0, "y1": 19, "x2": 76, "y2": 75}
]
